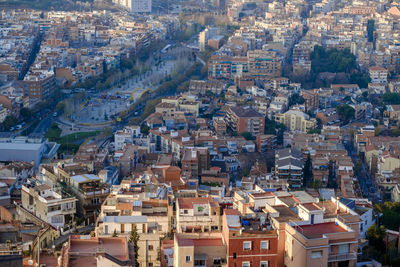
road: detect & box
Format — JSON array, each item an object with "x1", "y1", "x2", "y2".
[{"x1": 345, "y1": 142, "x2": 381, "y2": 203}]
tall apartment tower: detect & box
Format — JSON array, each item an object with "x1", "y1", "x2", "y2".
[{"x1": 112, "y1": 0, "x2": 152, "y2": 13}]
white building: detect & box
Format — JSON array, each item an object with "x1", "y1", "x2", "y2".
[
  {"x1": 114, "y1": 125, "x2": 140, "y2": 150},
  {"x1": 113, "y1": 0, "x2": 152, "y2": 13}
]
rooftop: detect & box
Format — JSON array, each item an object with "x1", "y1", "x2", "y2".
[
  {"x1": 71, "y1": 174, "x2": 100, "y2": 183},
  {"x1": 294, "y1": 222, "x2": 348, "y2": 239},
  {"x1": 229, "y1": 106, "x2": 263, "y2": 118}
]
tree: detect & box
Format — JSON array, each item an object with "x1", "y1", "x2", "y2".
[
  {"x1": 112, "y1": 229, "x2": 118, "y2": 237},
  {"x1": 2, "y1": 115, "x2": 18, "y2": 130},
  {"x1": 241, "y1": 132, "x2": 253, "y2": 140},
  {"x1": 20, "y1": 108, "x2": 32, "y2": 120},
  {"x1": 265, "y1": 118, "x2": 286, "y2": 145},
  {"x1": 129, "y1": 226, "x2": 140, "y2": 266},
  {"x1": 374, "y1": 202, "x2": 400, "y2": 231},
  {"x1": 366, "y1": 224, "x2": 386, "y2": 254},
  {"x1": 382, "y1": 92, "x2": 400, "y2": 104},
  {"x1": 336, "y1": 104, "x2": 355, "y2": 123},
  {"x1": 311, "y1": 46, "x2": 357, "y2": 74},
  {"x1": 140, "y1": 124, "x2": 150, "y2": 135},
  {"x1": 288, "y1": 93, "x2": 305, "y2": 107},
  {"x1": 350, "y1": 72, "x2": 371, "y2": 88},
  {"x1": 56, "y1": 101, "x2": 66, "y2": 112}
]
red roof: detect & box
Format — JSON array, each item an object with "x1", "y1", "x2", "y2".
[{"x1": 295, "y1": 222, "x2": 348, "y2": 239}]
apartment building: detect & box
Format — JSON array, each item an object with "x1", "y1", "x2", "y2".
[
  {"x1": 59, "y1": 235, "x2": 133, "y2": 267},
  {"x1": 369, "y1": 66, "x2": 388, "y2": 84},
  {"x1": 213, "y1": 117, "x2": 227, "y2": 135},
  {"x1": 301, "y1": 90, "x2": 319, "y2": 113},
  {"x1": 222, "y1": 209, "x2": 278, "y2": 267},
  {"x1": 256, "y1": 134, "x2": 277, "y2": 154},
  {"x1": 275, "y1": 148, "x2": 303, "y2": 188},
  {"x1": 284, "y1": 220, "x2": 357, "y2": 267},
  {"x1": 225, "y1": 106, "x2": 265, "y2": 136},
  {"x1": 176, "y1": 197, "x2": 221, "y2": 233},
  {"x1": 173, "y1": 233, "x2": 227, "y2": 267},
  {"x1": 112, "y1": 0, "x2": 152, "y2": 13},
  {"x1": 21, "y1": 183, "x2": 76, "y2": 229},
  {"x1": 64, "y1": 173, "x2": 110, "y2": 224},
  {"x1": 181, "y1": 147, "x2": 210, "y2": 179},
  {"x1": 189, "y1": 80, "x2": 225, "y2": 95},
  {"x1": 275, "y1": 109, "x2": 317, "y2": 133},
  {"x1": 22, "y1": 71, "x2": 56, "y2": 104},
  {"x1": 98, "y1": 198, "x2": 170, "y2": 237},
  {"x1": 114, "y1": 125, "x2": 141, "y2": 150},
  {"x1": 247, "y1": 50, "x2": 282, "y2": 80},
  {"x1": 161, "y1": 96, "x2": 200, "y2": 117}
]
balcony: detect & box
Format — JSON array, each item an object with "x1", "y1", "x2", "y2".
[{"x1": 328, "y1": 252, "x2": 357, "y2": 262}]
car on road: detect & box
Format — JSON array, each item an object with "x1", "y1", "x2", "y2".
[
  {"x1": 53, "y1": 112, "x2": 58, "y2": 117},
  {"x1": 9, "y1": 127, "x2": 15, "y2": 131},
  {"x1": 16, "y1": 125, "x2": 22, "y2": 130}
]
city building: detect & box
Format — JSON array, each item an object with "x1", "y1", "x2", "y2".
[
  {"x1": 275, "y1": 109, "x2": 317, "y2": 133},
  {"x1": 59, "y1": 235, "x2": 133, "y2": 267},
  {"x1": 21, "y1": 183, "x2": 76, "y2": 230},
  {"x1": 275, "y1": 148, "x2": 303, "y2": 188},
  {"x1": 0, "y1": 136, "x2": 59, "y2": 168},
  {"x1": 176, "y1": 197, "x2": 221, "y2": 233},
  {"x1": 222, "y1": 209, "x2": 278, "y2": 267},
  {"x1": 225, "y1": 106, "x2": 265, "y2": 136}
]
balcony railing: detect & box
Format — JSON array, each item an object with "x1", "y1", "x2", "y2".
[{"x1": 328, "y1": 252, "x2": 357, "y2": 262}]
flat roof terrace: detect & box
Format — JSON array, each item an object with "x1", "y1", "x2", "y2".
[{"x1": 294, "y1": 222, "x2": 348, "y2": 239}]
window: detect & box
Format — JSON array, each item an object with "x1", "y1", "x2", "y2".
[
  {"x1": 183, "y1": 210, "x2": 188, "y2": 214},
  {"x1": 233, "y1": 253, "x2": 236, "y2": 259},
  {"x1": 261, "y1": 261, "x2": 269, "y2": 267},
  {"x1": 186, "y1": 256, "x2": 191, "y2": 262},
  {"x1": 213, "y1": 258, "x2": 221, "y2": 265},
  {"x1": 242, "y1": 262, "x2": 250, "y2": 267},
  {"x1": 338, "y1": 244, "x2": 349, "y2": 254},
  {"x1": 311, "y1": 251, "x2": 322, "y2": 259},
  {"x1": 194, "y1": 260, "x2": 205, "y2": 266},
  {"x1": 148, "y1": 245, "x2": 153, "y2": 251},
  {"x1": 148, "y1": 264, "x2": 153, "y2": 267},
  {"x1": 261, "y1": 240, "x2": 270, "y2": 250},
  {"x1": 243, "y1": 241, "x2": 251, "y2": 250}
]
